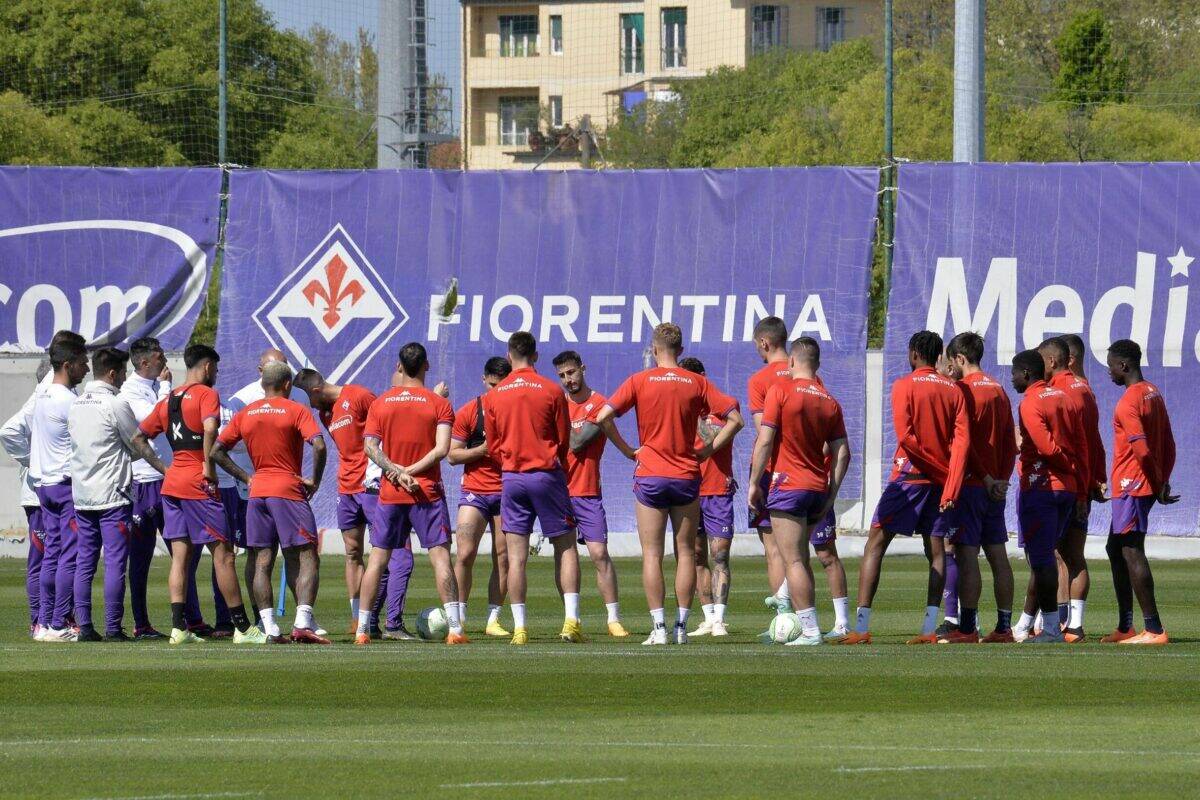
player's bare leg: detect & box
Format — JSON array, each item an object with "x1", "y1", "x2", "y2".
[
  {"x1": 708, "y1": 535, "x2": 732, "y2": 635},
  {"x1": 342, "y1": 523, "x2": 366, "y2": 633},
  {"x1": 691, "y1": 532, "x2": 715, "y2": 635},
  {"x1": 668, "y1": 501, "x2": 699, "y2": 643},
  {"x1": 1059, "y1": 525, "x2": 1089, "y2": 640},
  {"x1": 250, "y1": 546, "x2": 284, "y2": 642},
  {"x1": 635, "y1": 500, "x2": 670, "y2": 644},
  {"x1": 285, "y1": 544, "x2": 326, "y2": 643},
  {"x1": 772, "y1": 511, "x2": 821, "y2": 645},
  {"x1": 1014, "y1": 572, "x2": 1040, "y2": 641},
  {"x1": 552, "y1": 533, "x2": 583, "y2": 642},
  {"x1": 206, "y1": 540, "x2": 260, "y2": 643},
  {"x1": 841, "y1": 526, "x2": 895, "y2": 644},
  {"x1": 813, "y1": 541, "x2": 850, "y2": 639},
  {"x1": 167, "y1": 539, "x2": 198, "y2": 641},
  {"x1": 980, "y1": 542, "x2": 1015, "y2": 641},
  {"x1": 585, "y1": 539, "x2": 625, "y2": 637},
  {"x1": 759, "y1": 529, "x2": 788, "y2": 611},
  {"x1": 482, "y1": 520, "x2": 509, "y2": 635},
  {"x1": 453, "y1": 504, "x2": 487, "y2": 628},
  {"x1": 354, "y1": 544, "x2": 391, "y2": 644},
  {"x1": 426, "y1": 542, "x2": 466, "y2": 644},
  {"x1": 909, "y1": 533, "x2": 947, "y2": 643},
  {"x1": 504, "y1": 529, "x2": 533, "y2": 643}
]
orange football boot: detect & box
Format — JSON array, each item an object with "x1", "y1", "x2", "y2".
[
  {"x1": 1099, "y1": 628, "x2": 1138, "y2": 643},
  {"x1": 354, "y1": 632, "x2": 371, "y2": 645},
  {"x1": 906, "y1": 632, "x2": 938, "y2": 645},
  {"x1": 1119, "y1": 630, "x2": 1168, "y2": 646},
  {"x1": 1063, "y1": 629, "x2": 1086, "y2": 644},
  {"x1": 446, "y1": 631, "x2": 470, "y2": 645},
  {"x1": 981, "y1": 629, "x2": 1016, "y2": 643},
  {"x1": 838, "y1": 631, "x2": 872, "y2": 645}
]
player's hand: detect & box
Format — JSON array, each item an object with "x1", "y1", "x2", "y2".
[
  {"x1": 1090, "y1": 484, "x2": 1109, "y2": 503},
  {"x1": 1159, "y1": 483, "x2": 1181, "y2": 505},
  {"x1": 433, "y1": 381, "x2": 449, "y2": 398},
  {"x1": 939, "y1": 498, "x2": 956, "y2": 513},
  {"x1": 300, "y1": 477, "x2": 319, "y2": 498},
  {"x1": 694, "y1": 442, "x2": 714, "y2": 463},
  {"x1": 384, "y1": 466, "x2": 406, "y2": 488},
  {"x1": 201, "y1": 477, "x2": 219, "y2": 500},
  {"x1": 397, "y1": 470, "x2": 418, "y2": 492},
  {"x1": 158, "y1": 365, "x2": 172, "y2": 384},
  {"x1": 747, "y1": 483, "x2": 764, "y2": 514}
]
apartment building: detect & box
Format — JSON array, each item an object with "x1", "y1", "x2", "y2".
[{"x1": 460, "y1": 1, "x2": 882, "y2": 170}]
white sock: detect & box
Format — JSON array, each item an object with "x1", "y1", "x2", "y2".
[
  {"x1": 511, "y1": 603, "x2": 527, "y2": 629},
  {"x1": 797, "y1": 606, "x2": 819, "y2": 638},
  {"x1": 775, "y1": 578, "x2": 790, "y2": 601},
  {"x1": 457, "y1": 601, "x2": 468, "y2": 627},
  {"x1": 260, "y1": 608, "x2": 280, "y2": 637},
  {"x1": 564, "y1": 592, "x2": 580, "y2": 622},
  {"x1": 1033, "y1": 610, "x2": 1044, "y2": 631},
  {"x1": 833, "y1": 596, "x2": 849, "y2": 629},
  {"x1": 855, "y1": 606, "x2": 872, "y2": 634},
  {"x1": 349, "y1": 597, "x2": 360, "y2": 620},
  {"x1": 487, "y1": 604, "x2": 502, "y2": 625},
  {"x1": 1016, "y1": 611, "x2": 1035, "y2": 633},
  {"x1": 356, "y1": 607, "x2": 370, "y2": 635},
  {"x1": 944, "y1": 614, "x2": 960, "y2": 625},
  {"x1": 295, "y1": 604, "x2": 313, "y2": 631},
  {"x1": 650, "y1": 607, "x2": 665, "y2": 629},
  {"x1": 702, "y1": 603, "x2": 715, "y2": 622},
  {"x1": 444, "y1": 602, "x2": 463, "y2": 634},
  {"x1": 1068, "y1": 599, "x2": 1085, "y2": 629},
  {"x1": 606, "y1": 602, "x2": 620, "y2": 624},
  {"x1": 921, "y1": 605, "x2": 939, "y2": 635},
  {"x1": 676, "y1": 607, "x2": 690, "y2": 627},
  {"x1": 713, "y1": 603, "x2": 727, "y2": 623}
]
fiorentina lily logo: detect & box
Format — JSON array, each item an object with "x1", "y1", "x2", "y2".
[{"x1": 253, "y1": 224, "x2": 408, "y2": 383}]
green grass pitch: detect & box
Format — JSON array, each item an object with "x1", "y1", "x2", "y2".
[{"x1": 1, "y1": 554, "x2": 1199, "y2": 798}]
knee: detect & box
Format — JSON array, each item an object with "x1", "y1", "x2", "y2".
[
  {"x1": 815, "y1": 549, "x2": 836, "y2": 569},
  {"x1": 344, "y1": 541, "x2": 363, "y2": 561},
  {"x1": 1105, "y1": 536, "x2": 1123, "y2": 560}
]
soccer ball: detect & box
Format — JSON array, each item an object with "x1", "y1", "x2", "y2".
[
  {"x1": 416, "y1": 607, "x2": 449, "y2": 640},
  {"x1": 769, "y1": 612, "x2": 801, "y2": 644}
]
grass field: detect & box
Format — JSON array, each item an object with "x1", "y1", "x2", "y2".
[{"x1": 1, "y1": 553, "x2": 1199, "y2": 799}]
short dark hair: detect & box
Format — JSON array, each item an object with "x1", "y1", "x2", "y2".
[
  {"x1": 752, "y1": 316, "x2": 788, "y2": 348},
  {"x1": 1061, "y1": 333, "x2": 1086, "y2": 362},
  {"x1": 398, "y1": 342, "x2": 428, "y2": 377},
  {"x1": 128, "y1": 336, "x2": 163, "y2": 365},
  {"x1": 791, "y1": 336, "x2": 821, "y2": 365},
  {"x1": 484, "y1": 356, "x2": 512, "y2": 379},
  {"x1": 1012, "y1": 349, "x2": 1046, "y2": 380},
  {"x1": 49, "y1": 330, "x2": 85, "y2": 350},
  {"x1": 908, "y1": 330, "x2": 943, "y2": 367},
  {"x1": 552, "y1": 350, "x2": 582, "y2": 369},
  {"x1": 91, "y1": 347, "x2": 129, "y2": 377},
  {"x1": 183, "y1": 344, "x2": 220, "y2": 369},
  {"x1": 1108, "y1": 339, "x2": 1142, "y2": 365},
  {"x1": 946, "y1": 332, "x2": 984, "y2": 366},
  {"x1": 679, "y1": 356, "x2": 705, "y2": 375},
  {"x1": 1038, "y1": 336, "x2": 1069, "y2": 364},
  {"x1": 508, "y1": 331, "x2": 537, "y2": 359},
  {"x1": 49, "y1": 339, "x2": 86, "y2": 369},
  {"x1": 293, "y1": 367, "x2": 324, "y2": 392}
]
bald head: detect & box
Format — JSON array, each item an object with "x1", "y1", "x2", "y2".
[
  {"x1": 258, "y1": 349, "x2": 287, "y2": 373},
  {"x1": 261, "y1": 361, "x2": 294, "y2": 395}
]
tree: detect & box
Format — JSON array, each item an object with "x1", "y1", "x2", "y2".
[
  {"x1": 1054, "y1": 9, "x2": 1128, "y2": 108},
  {"x1": 0, "y1": 90, "x2": 84, "y2": 164},
  {"x1": 64, "y1": 100, "x2": 187, "y2": 166}
]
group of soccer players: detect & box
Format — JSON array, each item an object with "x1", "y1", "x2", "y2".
[{"x1": 1, "y1": 316, "x2": 1176, "y2": 647}]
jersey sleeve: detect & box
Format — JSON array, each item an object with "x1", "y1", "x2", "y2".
[
  {"x1": 296, "y1": 406, "x2": 321, "y2": 441},
  {"x1": 363, "y1": 398, "x2": 383, "y2": 440},
  {"x1": 1081, "y1": 390, "x2": 1106, "y2": 488},
  {"x1": 356, "y1": 387, "x2": 378, "y2": 417},
  {"x1": 138, "y1": 398, "x2": 168, "y2": 437},
  {"x1": 606, "y1": 375, "x2": 637, "y2": 417},
  {"x1": 583, "y1": 393, "x2": 607, "y2": 423},
  {"x1": 555, "y1": 391, "x2": 571, "y2": 465},
  {"x1": 451, "y1": 402, "x2": 474, "y2": 442},
  {"x1": 943, "y1": 387, "x2": 971, "y2": 504},
  {"x1": 197, "y1": 386, "x2": 221, "y2": 422},
  {"x1": 760, "y1": 385, "x2": 784, "y2": 429},
  {"x1": 827, "y1": 401, "x2": 848, "y2": 442},
  {"x1": 216, "y1": 410, "x2": 243, "y2": 449},
  {"x1": 435, "y1": 396, "x2": 454, "y2": 427},
  {"x1": 748, "y1": 374, "x2": 766, "y2": 416}
]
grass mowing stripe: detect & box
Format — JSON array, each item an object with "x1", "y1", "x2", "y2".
[{"x1": 440, "y1": 778, "x2": 628, "y2": 788}]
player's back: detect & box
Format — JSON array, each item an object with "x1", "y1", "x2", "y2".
[
  {"x1": 321, "y1": 383, "x2": 376, "y2": 493},
  {"x1": 143, "y1": 383, "x2": 221, "y2": 499},
  {"x1": 890, "y1": 367, "x2": 965, "y2": 482},
  {"x1": 484, "y1": 367, "x2": 568, "y2": 473},
  {"x1": 238, "y1": 398, "x2": 310, "y2": 476},
  {"x1": 1018, "y1": 381, "x2": 1085, "y2": 494},
  {"x1": 766, "y1": 378, "x2": 846, "y2": 492},
  {"x1": 365, "y1": 385, "x2": 453, "y2": 503},
  {"x1": 747, "y1": 361, "x2": 793, "y2": 417},
  {"x1": 1112, "y1": 381, "x2": 1175, "y2": 495},
  {"x1": 960, "y1": 371, "x2": 1016, "y2": 482}
]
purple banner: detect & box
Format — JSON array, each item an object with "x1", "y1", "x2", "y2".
[
  {"x1": 889, "y1": 162, "x2": 1199, "y2": 535},
  {"x1": 221, "y1": 168, "x2": 878, "y2": 533},
  {"x1": 0, "y1": 167, "x2": 220, "y2": 351}
]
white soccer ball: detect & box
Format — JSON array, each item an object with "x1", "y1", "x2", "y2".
[
  {"x1": 769, "y1": 612, "x2": 801, "y2": 644},
  {"x1": 416, "y1": 606, "x2": 449, "y2": 640}
]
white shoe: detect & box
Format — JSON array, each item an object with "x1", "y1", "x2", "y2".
[
  {"x1": 642, "y1": 627, "x2": 668, "y2": 646},
  {"x1": 312, "y1": 617, "x2": 327, "y2": 637},
  {"x1": 41, "y1": 627, "x2": 77, "y2": 643},
  {"x1": 785, "y1": 632, "x2": 823, "y2": 646},
  {"x1": 689, "y1": 620, "x2": 714, "y2": 637},
  {"x1": 710, "y1": 620, "x2": 729, "y2": 637},
  {"x1": 31, "y1": 624, "x2": 44, "y2": 641},
  {"x1": 1026, "y1": 628, "x2": 1064, "y2": 644},
  {"x1": 823, "y1": 625, "x2": 849, "y2": 642},
  {"x1": 1012, "y1": 627, "x2": 1032, "y2": 643},
  {"x1": 673, "y1": 623, "x2": 688, "y2": 644}
]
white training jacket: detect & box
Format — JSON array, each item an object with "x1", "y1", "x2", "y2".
[
  {"x1": 30, "y1": 383, "x2": 79, "y2": 487},
  {"x1": 0, "y1": 374, "x2": 52, "y2": 504},
  {"x1": 67, "y1": 380, "x2": 142, "y2": 511},
  {"x1": 117, "y1": 371, "x2": 173, "y2": 484}
]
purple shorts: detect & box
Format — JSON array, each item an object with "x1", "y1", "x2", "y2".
[
  {"x1": 131, "y1": 480, "x2": 164, "y2": 536},
  {"x1": 162, "y1": 495, "x2": 228, "y2": 545},
  {"x1": 571, "y1": 496, "x2": 609, "y2": 544},
  {"x1": 766, "y1": 487, "x2": 826, "y2": 520},
  {"x1": 941, "y1": 484, "x2": 1008, "y2": 547},
  {"x1": 750, "y1": 473, "x2": 773, "y2": 529},
  {"x1": 219, "y1": 486, "x2": 248, "y2": 548},
  {"x1": 633, "y1": 476, "x2": 700, "y2": 510},
  {"x1": 1110, "y1": 494, "x2": 1156, "y2": 535},
  {"x1": 501, "y1": 470, "x2": 574, "y2": 537},
  {"x1": 459, "y1": 491, "x2": 503, "y2": 519},
  {"x1": 699, "y1": 494, "x2": 735, "y2": 540},
  {"x1": 373, "y1": 499, "x2": 452, "y2": 550},
  {"x1": 809, "y1": 508, "x2": 837, "y2": 546},
  {"x1": 1017, "y1": 489, "x2": 1075, "y2": 567},
  {"x1": 337, "y1": 491, "x2": 379, "y2": 531},
  {"x1": 872, "y1": 480, "x2": 943, "y2": 537},
  {"x1": 246, "y1": 497, "x2": 319, "y2": 550}
]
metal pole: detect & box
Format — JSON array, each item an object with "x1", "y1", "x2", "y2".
[
  {"x1": 883, "y1": 0, "x2": 894, "y2": 278},
  {"x1": 953, "y1": 0, "x2": 985, "y2": 161},
  {"x1": 218, "y1": 0, "x2": 228, "y2": 165}
]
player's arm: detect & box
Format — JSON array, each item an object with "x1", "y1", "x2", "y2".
[
  {"x1": 941, "y1": 393, "x2": 971, "y2": 510},
  {"x1": 116, "y1": 402, "x2": 167, "y2": 475},
  {"x1": 303, "y1": 435, "x2": 326, "y2": 497},
  {"x1": 570, "y1": 421, "x2": 603, "y2": 453},
  {"x1": 448, "y1": 438, "x2": 488, "y2": 466},
  {"x1": 0, "y1": 400, "x2": 33, "y2": 467},
  {"x1": 699, "y1": 407, "x2": 743, "y2": 462},
  {"x1": 819, "y1": 436, "x2": 852, "y2": 518},
  {"x1": 402, "y1": 424, "x2": 452, "y2": 477},
  {"x1": 1120, "y1": 402, "x2": 1165, "y2": 499},
  {"x1": 595, "y1": 405, "x2": 637, "y2": 460},
  {"x1": 746, "y1": 421, "x2": 776, "y2": 513},
  {"x1": 1083, "y1": 393, "x2": 1107, "y2": 496},
  {"x1": 1161, "y1": 406, "x2": 1177, "y2": 502},
  {"x1": 209, "y1": 441, "x2": 250, "y2": 485},
  {"x1": 364, "y1": 435, "x2": 410, "y2": 490}
]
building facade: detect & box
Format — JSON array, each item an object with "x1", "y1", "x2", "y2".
[{"x1": 460, "y1": 0, "x2": 882, "y2": 170}]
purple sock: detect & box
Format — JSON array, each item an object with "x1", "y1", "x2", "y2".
[
  {"x1": 942, "y1": 553, "x2": 959, "y2": 621},
  {"x1": 385, "y1": 545, "x2": 414, "y2": 629}
]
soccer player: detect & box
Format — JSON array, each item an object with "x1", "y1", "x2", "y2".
[
  {"x1": 447, "y1": 356, "x2": 511, "y2": 637},
  {"x1": 1009, "y1": 349, "x2": 1090, "y2": 644},
  {"x1": 679, "y1": 357, "x2": 737, "y2": 637},
  {"x1": 842, "y1": 331, "x2": 969, "y2": 645},
  {"x1": 1103, "y1": 339, "x2": 1176, "y2": 645},
  {"x1": 597, "y1": 323, "x2": 743, "y2": 645},
  {"x1": 213, "y1": 361, "x2": 329, "y2": 644},
  {"x1": 747, "y1": 337, "x2": 851, "y2": 647},
  {"x1": 554, "y1": 350, "x2": 630, "y2": 638},
  {"x1": 354, "y1": 342, "x2": 466, "y2": 645},
  {"x1": 484, "y1": 332, "x2": 583, "y2": 645},
  {"x1": 131, "y1": 344, "x2": 264, "y2": 645},
  {"x1": 746, "y1": 317, "x2": 795, "y2": 615},
  {"x1": 938, "y1": 333, "x2": 1018, "y2": 644},
  {"x1": 69, "y1": 347, "x2": 167, "y2": 642},
  {"x1": 296, "y1": 366, "x2": 414, "y2": 639}
]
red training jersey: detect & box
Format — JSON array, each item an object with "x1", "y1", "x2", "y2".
[
  {"x1": 139, "y1": 383, "x2": 221, "y2": 500},
  {"x1": 1016, "y1": 380, "x2": 1090, "y2": 498},
  {"x1": 217, "y1": 397, "x2": 321, "y2": 501},
  {"x1": 364, "y1": 386, "x2": 454, "y2": 504},
  {"x1": 319, "y1": 384, "x2": 376, "y2": 495},
  {"x1": 566, "y1": 390, "x2": 607, "y2": 498},
  {"x1": 483, "y1": 367, "x2": 570, "y2": 474},
  {"x1": 887, "y1": 366, "x2": 970, "y2": 504},
  {"x1": 1054, "y1": 372, "x2": 1107, "y2": 490},
  {"x1": 451, "y1": 396, "x2": 502, "y2": 495},
  {"x1": 958, "y1": 371, "x2": 1017, "y2": 486},
  {"x1": 747, "y1": 360, "x2": 793, "y2": 418},
  {"x1": 607, "y1": 366, "x2": 739, "y2": 480},
  {"x1": 760, "y1": 378, "x2": 847, "y2": 493},
  {"x1": 697, "y1": 413, "x2": 736, "y2": 497},
  {"x1": 1111, "y1": 381, "x2": 1176, "y2": 498}
]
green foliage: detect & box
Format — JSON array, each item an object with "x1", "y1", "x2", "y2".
[
  {"x1": 64, "y1": 101, "x2": 187, "y2": 166},
  {"x1": 0, "y1": 90, "x2": 84, "y2": 164},
  {"x1": 1053, "y1": 9, "x2": 1127, "y2": 107},
  {"x1": 261, "y1": 104, "x2": 374, "y2": 169}
]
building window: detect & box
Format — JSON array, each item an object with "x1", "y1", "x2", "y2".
[
  {"x1": 620, "y1": 13, "x2": 644, "y2": 74},
  {"x1": 550, "y1": 15, "x2": 563, "y2": 55},
  {"x1": 816, "y1": 7, "x2": 845, "y2": 51},
  {"x1": 499, "y1": 15, "x2": 538, "y2": 57},
  {"x1": 549, "y1": 95, "x2": 563, "y2": 128},
  {"x1": 752, "y1": 5, "x2": 788, "y2": 54},
  {"x1": 499, "y1": 96, "x2": 539, "y2": 145},
  {"x1": 661, "y1": 8, "x2": 687, "y2": 69}
]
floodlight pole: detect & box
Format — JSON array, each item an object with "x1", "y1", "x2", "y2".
[
  {"x1": 218, "y1": 0, "x2": 228, "y2": 166},
  {"x1": 953, "y1": 0, "x2": 985, "y2": 161},
  {"x1": 882, "y1": 0, "x2": 894, "y2": 280}
]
